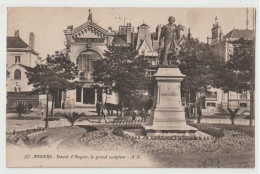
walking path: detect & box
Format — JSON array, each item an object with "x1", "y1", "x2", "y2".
[
  {"x1": 6, "y1": 107, "x2": 254, "y2": 131},
  {"x1": 188, "y1": 118, "x2": 254, "y2": 125}
]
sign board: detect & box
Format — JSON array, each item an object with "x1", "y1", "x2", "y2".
[{"x1": 75, "y1": 38, "x2": 105, "y2": 43}]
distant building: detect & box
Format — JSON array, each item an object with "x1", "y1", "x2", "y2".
[
  {"x1": 61, "y1": 10, "x2": 192, "y2": 108},
  {"x1": 62, "y1": 10, "x2": 118, "y2": 108},
  {"x1": 6, "y1": 30, "x2": 41, "y2": 109},
  {"x1": 205, "y1": 17, "x2": 255, "y2": 111}
]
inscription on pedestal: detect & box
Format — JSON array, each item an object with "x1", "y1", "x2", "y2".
[{"x1": 145, "y1": 66, "x2": 197, "y2": 132}]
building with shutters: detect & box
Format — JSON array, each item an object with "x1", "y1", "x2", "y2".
[{"x1": 6, "y1": 30, "x2": 41, "y2": 109}]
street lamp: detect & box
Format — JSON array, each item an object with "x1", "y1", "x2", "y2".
[{"x1": 45, "y1": 85, "x2": 49, "y2": 128}]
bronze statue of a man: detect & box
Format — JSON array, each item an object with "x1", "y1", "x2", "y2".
[{"x1": 159, "y1": 16, "x2": 182, "y2": 65}]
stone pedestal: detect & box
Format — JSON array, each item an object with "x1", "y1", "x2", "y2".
[{"x1": 145, "y1": 65, "x2": 196, "y2": 135}]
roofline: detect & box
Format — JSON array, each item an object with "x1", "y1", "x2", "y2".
[
  {"x1": 223, "y1": 29, "x2": 255, "y2": 39},
  {"x1": 7, "y1": 63, "x2": 32, "y2": 70},
  {"x1": 72, "y1": 21, "x2": 114, "y2": 36},
  {"x1": 7, "y1": 48, "x2": 39, "y2": 55}
]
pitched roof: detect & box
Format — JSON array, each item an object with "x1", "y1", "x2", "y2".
[
  {"x1": 137, "y1": 38, "x2": 154, "y2": 52},
  {"x1": 224, "y1": 29, "x2": 255, "y2": 40},
  {"x1": 72, "y1": 21, "x2": 111, "y2": 36},
  {"x1": 112, "y1": 36, "x2": 129, "y2": 47},
  {"x1": 7, "y1": 63, "x2": 33, "y2": 71},
  {"x1": 7, "y1": 37, "x2": 30, "y2": 48}
]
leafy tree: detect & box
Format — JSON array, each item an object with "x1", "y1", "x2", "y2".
[
  {"x1": 212, "y1": 38, "x2": 255, "y2": 125},
  {"x1": 62, "y1": 112, "x2": 86, "y2": 126},
  {"x1": 26, "y1": 51, "x2": 79, "y2": 128},
  {"x1": 93, "y1": 46, "x2": 150, "y2": 114},
  {"x1": 218, "y1": 108, "x2": 246, "y2": 125},
  {"x1": 177, "y1": 37, "x2": 219, "y2": 120}
]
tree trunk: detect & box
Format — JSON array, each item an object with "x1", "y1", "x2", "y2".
[
  {"x1": 231, "y1": 117, "x2": 235, "y2": 125},
  {"x1": 195, "y1": 92, "x2": 202, "y2": 117},
  {"x1": 249, "y1": 90, "x2": 254, "y2": 126},
  {"x1": 45, "y1": 93, "x2": 49, "y2": 128},
  {"x1": 227, "y1": 91, "x2": 230, "y2": 108},
  {"x1": 195, "y1": 93, "x2": 199, "y2": 117},
  {"x1": 51, "y1": 92, "x2": 54, "y2": 118},
  {"x1": 188, "y1": 88, "x2": 191, "y2": 104},
  {"x1": 121, "y1": 103, "x2": 124, "y2": 118},
  {"x1": 197, "y1": 116, "x2": 201, "y2": 124}
]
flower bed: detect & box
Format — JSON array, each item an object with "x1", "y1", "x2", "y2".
[
  {"x1": 111, "y1": 119, "x2": 147, "y2": 124},
  {"x1": 6, "y1": 128, "x2": 47, "y2": 147},
  {"x1": 79, "y1": 128, "x2": 111, "y2": 144},
  {"x1": 189, "y1": 124, "x2": 224, "y2": 138},
  {"x1": 6, "y1": 128, "x2": 45, "y2": 136}
]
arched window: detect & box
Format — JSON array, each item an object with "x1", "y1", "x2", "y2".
[
  {"x1": 76, "y1": 50, "x2": 101, "y2": 80},
  {"x1": 14, "y1": 87, "x2": 17, "y2": 92},
  {"x1": 14, "y1": 69, "x2": 21, "y2": 80},
  {"x1": 18, "y1": 87, "x2": 21, "y2": 92}
]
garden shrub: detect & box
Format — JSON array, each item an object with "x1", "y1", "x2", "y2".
[
  {"x1": 7, "y1": 135, "x2": 48, "y2": 147},
  {"x1": 79, "y1": 128, "x2": 109, "y2": 143},
  {"x1": 112, "y1": 127, "x2": 125, "y2": 137}
]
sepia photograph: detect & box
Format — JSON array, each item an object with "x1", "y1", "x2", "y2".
[{"x1": 5, "y1": 7, "x2": 256, "y2": 168}]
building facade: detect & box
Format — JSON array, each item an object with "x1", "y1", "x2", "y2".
[
  {"x1": 61, "y1": 10, "x2": 164, "y2": 108},
  {"x1": 6, "y1": 30, "x2": 41, "y2": 109},
  {"x1": 62, "y1": 11, "x2": 117, "y2": 108},
  {"x1": 205, "y1": 17, "x2": 255, "y2": 111}
]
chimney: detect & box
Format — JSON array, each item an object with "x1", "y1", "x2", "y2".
[
  {"x1": 15, "y1": 30, "x2": 19, "y2": 37},
  {"x1": 29, "y1": 32, "x2": 35, "y2": 50},
  {"x1": 188, "y1": 27, "x2": 191, "y2": 40},
  {"x1": 126, "y1": 24, "x2": 132, "y2": 44},
  {"x1": 108, "y1": 26, "x2": 112, "y2": 33}
]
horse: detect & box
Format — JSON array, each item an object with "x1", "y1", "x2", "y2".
[{"x1": 104, "y1": 103, "x2": 122, "y2": 116}]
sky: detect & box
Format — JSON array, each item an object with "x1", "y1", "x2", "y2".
[{"x1": 7, "y1": 7, "x2": 255, "y2": 58}]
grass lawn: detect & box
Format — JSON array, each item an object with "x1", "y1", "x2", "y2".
[{"x1": 7, "y1": 123, "x2": 255, "y2": 168}]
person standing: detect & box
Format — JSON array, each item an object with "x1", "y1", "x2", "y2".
[
  {"x1": 98, "y1": 103, "x2": 108, "y2": 123},
  {"x1": 197, "y1": 106, "x2": 202, "y2": 123},
  {"x1": 96, "y1": 101, "x2": 101, "y2": 116},
  {"x1": 185, "y1": 105, "x2": 190, "y2": 119}
]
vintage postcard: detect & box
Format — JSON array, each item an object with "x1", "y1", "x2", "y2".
[{"x1": 6, "y1": 7, "x2": 256, "y2": 168}]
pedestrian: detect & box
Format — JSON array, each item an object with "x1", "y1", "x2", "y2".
[
  {"x1": 96, "y1": 101, "x2": 101, "y2": 116},
  {"x1": 197, "y1": 106, "x2": 202, "y2": 123},
  {"x1": 131, "y1": 111, "x2": 136, "y2": 121},
  {"x1": 141, "y1": 107, "x2": 147, "y2": 122},
  {"x1": 190, "y1": 104, "x2": 194, "y2": 117},
  {"x1": 98, "y1": 103, "x2": 108, "y2": 123},
  {"x1": 28, "y1": 102, "x2": 32, "y2": 114},
  {"x1": 185, "y1": 105, "x2": 190, "y2": 119},
  {"x1": 16, "y1": 102, "x2": 24, "y2": 117},
  {"x1": 41, "y1": 107, "x2": 44, "y2": 115}
]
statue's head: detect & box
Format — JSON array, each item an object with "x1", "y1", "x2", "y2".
[{"x1": 168, "y1": 16, "x2": 175, "y2": 24}]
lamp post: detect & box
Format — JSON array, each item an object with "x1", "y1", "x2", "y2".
[{"x1": 45, "y1": 85, "x2": 49, "y2": 128}]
